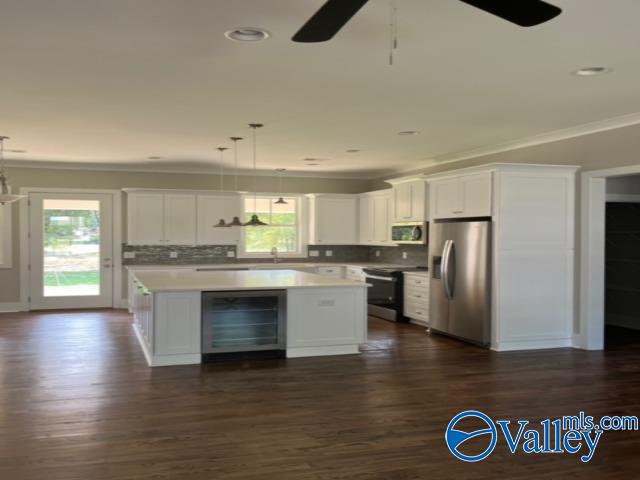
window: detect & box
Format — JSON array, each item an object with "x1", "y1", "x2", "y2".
[
  {"x1": 0, "y1": 203, "x2": 12, "y2": 268},
  {"x1": 239, "y1": 196, "x2": 304, "y2": 257}
]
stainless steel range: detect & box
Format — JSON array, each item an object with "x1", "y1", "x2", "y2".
[{"x1": 363, "y1": 267, "x2": 428, "y2": 322}]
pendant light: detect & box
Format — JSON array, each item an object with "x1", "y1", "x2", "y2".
[
  {"x1": 226, "y1": 136, "x2": 244, "y2": 227},
  {"x1": 0, "y1": 136, "x2": 27, "y2": 205},
  {"x1": 274, "y1": 168, "x2": 288, "y2": 205},
  {"x1": 213, "y1": 146, "x2": 229, "y2": 227},
  {"x1": 244, "y1": 123, "x2": 268, "y2": 226}
]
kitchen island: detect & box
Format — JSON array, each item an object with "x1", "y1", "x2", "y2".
[{"x1": 131, "y1": 269, "x2": 368, "y2": 366}]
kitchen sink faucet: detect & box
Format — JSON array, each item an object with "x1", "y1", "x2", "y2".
[{"x1": 270, "y1": 247, "x2": 279, "y2": 264}]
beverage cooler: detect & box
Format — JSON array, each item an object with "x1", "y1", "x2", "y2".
[{"x1": 202, "y1": 290, "x2": 286, "y2": 357}]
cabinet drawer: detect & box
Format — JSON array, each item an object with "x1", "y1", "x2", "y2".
[
  {"x1": 405, "y1": 304, "x2": 429, "y2": 322},
  {"x1": 405, "y1": 287, "x2": 429, "y2": 304},
  {"x1": 404, "y1": 275, "x2": 429, "y2": 288}
]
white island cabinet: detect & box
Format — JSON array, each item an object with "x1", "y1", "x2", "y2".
[{"x1": 131, "y1": 269, "x2": 368, "y2": 366}]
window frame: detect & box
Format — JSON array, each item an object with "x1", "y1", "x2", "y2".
[{"x1": 237, "y1": 194, "x2": 307, "y2": 259}]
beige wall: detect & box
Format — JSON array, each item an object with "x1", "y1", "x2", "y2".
[
  {"x1": 369, "y1": 122, "x2": 640, "y2": 190},
  {"x1": 0, "y1": 168, "x2": 372, "y2": 304}
]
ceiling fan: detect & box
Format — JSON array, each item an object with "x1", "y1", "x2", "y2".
[{"x1": 292, "y1": 0, "x2": 562, "y2": 43}]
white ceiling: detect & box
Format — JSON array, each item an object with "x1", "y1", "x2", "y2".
[{"x1": 2, "y1": 0, "x2": 640, "y2": 177}]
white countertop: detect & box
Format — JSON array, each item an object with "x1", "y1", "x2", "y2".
[
  {"x1": 126, "y1": 262, "x2": 411, "y2": 271},
  {"x1": 134, "y1": 269, "x2": 369, "y2": 292}
]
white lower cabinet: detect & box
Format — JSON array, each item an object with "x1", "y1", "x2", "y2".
[
  {"x1": 286, "y1": 287, "x2": 367, "y2": 358},
  {"x1": 403, "y1": 272, "x2": 429, "y2": 325}
]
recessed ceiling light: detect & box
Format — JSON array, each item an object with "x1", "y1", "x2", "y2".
[
  {"x1": 573, "y1": 67, "x2": 612, "y2": 77},
  {"x1": 224, "y1": 28, "x2": 270, "y2": 42},
  {"x1": 303, "y1": 157, "x2": 329, "y2": 162},
  {"x1": 6, "y1": 149, "x2": 27, "y2": 154},
  {"x1": 346, "y1": 149, "x2": 360, "y2": 153},
  {"x1": 398, "y1": 130, "x2": 419, "y2": 136},
  {"x1": 306, "y1": 163, "x2": 320, "y2": 166},
  {"x1": 147, "y1": 156, "x2": 163, "y2": 160}
]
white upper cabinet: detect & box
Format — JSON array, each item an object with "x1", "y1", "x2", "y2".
[
  {"x1": 429, "y1": 172, "x2": 492, "y2": 219},
  {"x1": 307, "y1": 194, "x2": 358, "y2": 245},
  {"x1": 391, "y1": 180, "x2": 427, "y2": 222},
  {"x1": 164, "y1": 194, "x2": 197, "y2": 245},
  {"x1": 197, "y1": 195, "x2": 241, "y2": 245},
  {"x1": 127, "y1": 191, "x2": 196, "y2": 245},
  {"x1": 358, "y1": 191, "x2": 392, "y2": 245},
  {"x1": 128, "y1": 193, "x2": 165, "y2": 245}
]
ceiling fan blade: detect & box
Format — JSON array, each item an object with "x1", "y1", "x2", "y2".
[
  {"x1": 292, "y1": 0, "x2": 370, "y2": 43},
  {"x1": 459, "y1": 0, "x2": 562, "y2": 27}
]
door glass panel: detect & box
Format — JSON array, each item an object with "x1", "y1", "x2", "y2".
[{"x1": 43, "y1": 199, "x2": 101, "y2": 297}]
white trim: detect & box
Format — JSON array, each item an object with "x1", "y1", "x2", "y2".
[
  {"x1": 286, "y1": 345, "x2": 360, "y2": 358},
  {"x1": 579, "y1": 164, "x2": 640, "y2": 351},
  {"x1": 18, "y1": 187, "x2": 122, "y2": 311},
  {"x1": 133, "y1": 324, "x2": 201, "y2": 367},
  {"x1": 0, "y1": 302, "x2": 23, "y2": 313},
  {"x1": 606, "y1": 193, "x2": 640, "y2": 203},
  {"x1": 492, "y1": 338, "x2": 573, "y2": 352},
  {"x1": 0, "y1": 198, "x2": 12, "y2": 269}
]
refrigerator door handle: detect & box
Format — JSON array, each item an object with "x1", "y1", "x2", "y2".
[
  {"x1": 442, "y1": 240, "x2": 452, "y2": 300},
  {"x1": 443, "y1": 240, "x2": 456, "y2": 300}
]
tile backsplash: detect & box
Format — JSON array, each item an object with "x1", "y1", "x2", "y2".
[{"x1": 122, "y1": 244, "x2": 428, "y2": 267}]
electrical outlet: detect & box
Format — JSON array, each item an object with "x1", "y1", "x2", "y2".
[
  {"x1": 309, "y1": 250, "x2": 320, "y2": 257},
  {"x1": 402, "y1": 251, "x2": 408, "y2": 259},
  {"x1": 123, "y1": 252, "x2": 136, "y2": 259},
  {"x1": 325, "y1": 250, "x2": 333, "y2": 257},
  {"x1": 375, "y1": 250, "x2": 380, "y2": 257},
  {"x1": 169, "y1": 251, "x2": 178, "y2": 259},
  {"x1": 227, "y1": 251, "x2": 236, "y2": 258}
]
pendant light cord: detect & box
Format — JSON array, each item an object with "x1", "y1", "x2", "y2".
[
  {"x1": 230, "y1": 137, "x2": 243, "y2": 192},
  {"x1": 217, "y1": 147, "x2": 229, "y2": 192},
  {"x1": 0, "y1": 136, "x2": 7, "y2": 178}
]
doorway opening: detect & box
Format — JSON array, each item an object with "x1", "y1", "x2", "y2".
[{"x1": 604, "y1": 175, "x2": 640, "y2": 350}]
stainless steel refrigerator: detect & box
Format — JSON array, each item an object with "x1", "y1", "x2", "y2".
[{"x1": 429, "y1": 219, "x2": 492, "y2": 346}]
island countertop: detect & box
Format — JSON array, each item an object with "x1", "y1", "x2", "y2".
[{"x1": 134, "y1": 268, "x2": 369, "y2": 292}]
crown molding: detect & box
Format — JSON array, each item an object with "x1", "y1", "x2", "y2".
[
  {"x1": 381, "y1": 111, "x2": 640, "y2": 180},
  {"x1": 4, "y1": 159, "x2": 382, "y2": 180}
]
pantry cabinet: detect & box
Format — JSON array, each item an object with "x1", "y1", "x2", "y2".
[
  {"x1": 306, "y1": 194, "x2": 358, "y2": 245},
  {"x1": 358, "y1": 190, "x2": 392, "y2": 245},
  {"x1": 430, "y1": 172, "x2": 492, "y2": 219}
]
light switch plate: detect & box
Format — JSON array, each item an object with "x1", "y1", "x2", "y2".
[
  {"x1": 227, "y1": 251, "x2": 236, "y2": 258},
  {"x1": 169, "y1": 251, "x2": 178, "y2": 259},
  {"x1": 123, "y1": 252, "x2": 136, "y2": 259},
  {"x1": 325, "y1": 250, "x2": 333, "y2": 257},
  {"x1": 308, "y1": 250, "x2": 320, "y2": 257},
  {"x1": 402, "y1": 252, "x2": 408, "y2": 259},
  {"x1": 375, "y1": 250, "x2": 380, "y2": 257}
]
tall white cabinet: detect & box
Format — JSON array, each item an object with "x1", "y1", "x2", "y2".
[
  {"x1": 358, "y1": 190, "x2": 392, "y2": 245},
  {"x1": 426, "y1": 164, "x2": 579, "y2": 352}
]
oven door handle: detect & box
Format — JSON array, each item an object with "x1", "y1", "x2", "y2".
[{"x1": 364, "y1": 275, "x2": 397, "y2": 282}]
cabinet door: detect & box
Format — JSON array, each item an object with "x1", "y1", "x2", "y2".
[
  {"x1": 164, "y1": 194, "x2": 197, "y2": 245},
  {"x1": 373, "y1": 194, "x2": 391, "y2": 243},
  {"x1": 128, "y1": 193, "x2": 165, "y2": 245},
  {"x1": 431, "y1": 178, "x2": 460, "y2": 219},
  {"x1": 197, "y1": 195, "x2": 241, "y2": 245},
  {"x1": 460, "y1": 173, "x2": 492, "y2": 218},
  {"x1": 393, "y1": 183, "x2": 412, "y2": 221},
  {"x1": 359, "y1": 196, "x2": 373, "y2": 245},
  {"x1": 154, "y1": 292, "x2": 201, "y2": 355},
  {"x1": 315, "y1": 197, "x2": 358, "y2": 244}
]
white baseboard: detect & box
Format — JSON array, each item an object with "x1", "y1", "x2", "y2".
[
  {"x1": 114, "y1": 298, "x2": 129, "y2": 309},
  {"x1": 0, "y1": 302, "x2": 26, "y2": 313},
  {"x1": 492, "y1": 338, "x2": 573, "y2": 352},
  {"x1": 286, "y1": 345, "x2": 360, "y2": 358}
]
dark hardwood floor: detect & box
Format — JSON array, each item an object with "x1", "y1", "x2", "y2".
[{"x1": 0, "y1": 310, "x2": 639, "y2": 479}]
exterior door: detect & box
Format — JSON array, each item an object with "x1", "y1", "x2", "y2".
[{"x1": 29, "y1": 193, "x2": 114, "y2": 309}]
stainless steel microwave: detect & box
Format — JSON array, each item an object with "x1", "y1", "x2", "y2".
[{"x1": 391, "y1": 222, "x2": 428, "y2": 245}]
